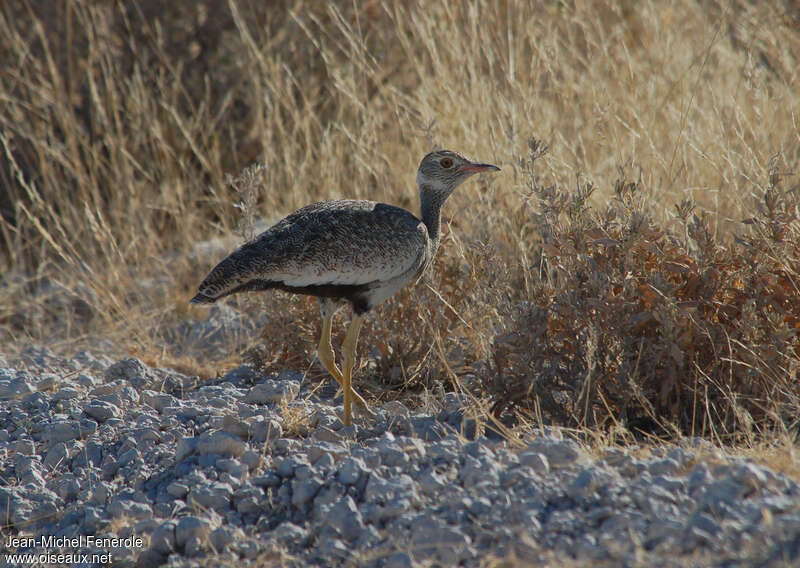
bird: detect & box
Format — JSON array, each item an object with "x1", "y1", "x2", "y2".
[{"x1": 190, "y1": 150, "x2": 500, "y2": 426}]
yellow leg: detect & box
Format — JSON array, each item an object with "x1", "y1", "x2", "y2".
[
  {"x1": 317, "y1": 315, "x2": 373, "y2": 419},
  {"x1": 341, "y1": 314, "x2": 365, "y2": 427}
]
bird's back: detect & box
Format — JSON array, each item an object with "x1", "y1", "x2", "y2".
[{"x1": 191, "y1": 200, "x2": 429, "y2": 303}]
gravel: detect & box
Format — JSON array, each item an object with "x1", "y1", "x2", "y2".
[{"x1": 1, "y1": 345, "x2": 799, "y2": 566}]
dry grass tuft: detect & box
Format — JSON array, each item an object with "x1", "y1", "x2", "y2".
[{"x1": 1, "y1": 0, "x2": 799, "y2": 445}]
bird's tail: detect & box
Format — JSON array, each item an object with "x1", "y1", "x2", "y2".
[
  {"x1": 190, "y1": 241, "x2": 273, "y2": 305},
  {"x1": 189, "y1": 292, "x2": 216, "y2": 304}
]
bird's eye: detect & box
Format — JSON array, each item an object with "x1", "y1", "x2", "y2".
[{"x1": 440, "y1": 158, "x2": 453, "y2": 168}]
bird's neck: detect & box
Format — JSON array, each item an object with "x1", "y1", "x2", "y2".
[{"x1": 420, "y1": 184, "x2": 447, "y2": 255}]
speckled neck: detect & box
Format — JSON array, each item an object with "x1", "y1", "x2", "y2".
[{"x1": 420, "y1": 184, "x2": 448, "y2": 256}]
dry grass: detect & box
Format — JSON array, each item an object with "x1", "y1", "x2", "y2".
[{"x1": 1, "y1": 1, "x2": 799, "y2": 446}]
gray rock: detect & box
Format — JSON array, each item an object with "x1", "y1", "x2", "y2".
[
  {"x1": 309, "y1": 441, "x2": 348, "y2": 463},
  {"x1": 313, "y1": 426, "x2": 342, "y2": 443},
  {"x1": 418, "y1": 469, "x2": 446, "y2": 495},
  {"x1": 338, "y1": 456, "x2": 367, "y2": 485},
  {"x1": 525, "y1": 437, "x2": 586, "y2": 467},
  {"x1": 210, "y1": 526, "x2": 241, "y2": 552},
  {"x1": 175, "y1": 516, "x2": 213, "y2": 549},
  {"x1": 323, "y1": 496, "x2": 364, "y2": 542},
  {"x1": 84, "y1": 400, "x2": 122, "y2": 422},
  {"x1": 519, "y1": 450, "x2": 550, "y2": 475},
  {"x1": 53, "y1": 387, "x2": 81, "y2": 400},
  {"x1": 43, "y1": 442, "x2": 69, "y2": 470},
  {"x1": 187, "y1": 482, "x2": 233, "y2": 512},
  {"x1": 316, "y1": 538, "x2": 349, "y2": 561},
  {"x1": 166, "y1": 481, "x2": 190, "y2": 498},
  {"x1": 272, "y1": 522, "x2": 308, "y2": 547},
  {"x1": 44, "y1": 421, "x2": 80, "y2": 445},
  {"x1": 0, "y1": 376, "x2": 34, "y2": 400},
  {"x1": 292, "y1": 477, "x2": 323, "y2": 506},
  {"x1": 365, "y1": 473, "x2": 416, "y2": 503},
  {"x1": 108, "y1": 497, "x2": 152, "y2": 519},
  {"x1": 244, "y1": 380, "x2": 300, "y2": 405},
  {"x1": 150, "y1": 520, "x2": 177, "y2": 555},
  {"x1": 248, "y1": 417, "x2": 283, "y2": 442},
  {"x1": 277, "y1": 457, "x2": 300, "y2": 478},
  {"x1": 410, "y1": 517, "x2": 472, "y2": 563},
  {"x1": 141, "y1": 390, "x2": 179, "y2": 413},
  {"x1": 10, "y1": 439, "x2": 35, "y2": 456},
  {"x1": 175, "y1": 437, "x2": 197, "y2": 461},
  {"x1": 105, "y1": 358, "x2": 156, "y2": 390},
  {"x1": 459, "y1": 455, "x2": 499, "y2": 488},
  {"x1": 195, "y1": 431, "x2": 247, "y2": 458}
]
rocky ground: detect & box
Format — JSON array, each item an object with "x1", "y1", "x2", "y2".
[{"x1": 2, "y1": 344, "x2": 799, "y2": 567}]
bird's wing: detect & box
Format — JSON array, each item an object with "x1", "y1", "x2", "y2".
[
  {"x1": 272, "y1": 200, "x2": 428, "y2": 287},
  {"x1": 194, "y1": 200, "x2": 428, "y2": 300}
]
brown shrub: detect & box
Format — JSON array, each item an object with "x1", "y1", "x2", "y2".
[{"x1": 492, "y1": 140, "x2": 800, "y2": 442}]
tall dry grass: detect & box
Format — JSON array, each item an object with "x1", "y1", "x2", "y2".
[{"x1": 1, "y1": 0, "x2": 798, "y2": 441}]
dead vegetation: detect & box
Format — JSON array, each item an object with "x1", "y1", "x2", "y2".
[
  {"x1": 1, "y1": 0, "x2": 799, "y2": 444},
  {"x1": 491, "y1": 139, "x2": 800, "y2": 444}
]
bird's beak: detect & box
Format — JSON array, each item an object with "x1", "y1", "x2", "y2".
[{"x1": 461, "y1": 162, "x2": 501, "y2": 173}]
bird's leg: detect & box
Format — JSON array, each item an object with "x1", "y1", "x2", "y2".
[
  {"x1": 317, "y1": 315, "x2": 372, "y2": 416},
  {"x1": 341, "y1": 314, "x2": 365, "y2": 427}
]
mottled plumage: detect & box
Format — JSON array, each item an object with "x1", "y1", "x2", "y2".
[
  {"x1": 191, "y1": 200, "x2": 428, "y2": 314},
  {"x1": 191, "y1": 150, "x2": 500, "y2": 426}
]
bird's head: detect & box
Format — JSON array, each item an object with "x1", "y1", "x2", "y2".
[{"x1": 416, "y1": 150, "x2": 500, "y2": 199}]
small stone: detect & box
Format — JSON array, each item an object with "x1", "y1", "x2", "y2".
[
  {"x1": 272, "y1": 522, "x2": 308, "y2": 547},
  {"x1": 365, "y1": 473, "x2": 416, "y2": 504},
  {"x1": 43, "y1": 442, "x2": 69, "y2": 470},
  {"x1": 210, "y1": 526, "x2": 240, "y2": 552},
  {"x1": 118, "y1": 448, "x2": 142, "y2": 467},
  {"x1": 313, "y1": 426, "x2": 342, "y2": 443},
  {"x1": 105, "y1": 358, "x2": 154, "y2": 390},
  {"x1": 44, "y1": 422, "x2": 79, "y2": 445},
  {"x1": 294, "y1": 463, "x2": 316, "y2": 483},
  {"x1": 525, "y1": 437, "x2": 586, "y2": 467},
  {"x1": 316, "y1": 538, "x2": 349, "y2": 561},
  {"x1": 175, "y1": 516, "x2": 213, "y2": 549},
  {"x1": 411, "y1": 518, "x2": 472, "y2": 563},
  {"x1": 151, "y1": 520, "x2": 177, "y2": 555},
  {"x1": 10, "y1": 439, "x2": 35, "y2": 456},
  {"x1": 187, "y1": 482, "x2": 233, "y2": 512},
  {"x1": 84, "y1": 400, "x2": 122, "y2": 422},
  {"x1": 338, "y1": 457, "x2": 367, "y2": 485},
  {"x1": 166, "y1": 482, "x2": 190, "y2": 499},
  {"x1": 418, "y1": 469, "x2": 446, "y2": 495},
  {"x1": 325, "y1": 496, "x2": 364, "y2": 542},
  {"x1": 292, "y1": 478, "x2": 322, "y2": 506},
  {"x1": 248, "y1": 418, "x2": 283, "y2": 442},
  {"x1": 309, "y1": 441, "x2": 348, "y2": 464},
  {"x1": 141, "y1": 391, "x2": 179, "y2": 413},
  {"x1": 252, "y1": 472, "x2": 281, "y2": 487},
  {"x1": 519, "y1": 451, "x2": 550, "y2": 475},
  {"x1": 649, "y1": 457, "x2": 681, "y2": 477},
  {"x1": 244, "y1": 380, "x2": 299, "y2": 405},
  {"x1": 195, "y1": 431, "x2": 247, "y2": 458},
  {"x1": 0, "y1": 376, "x2": 34, "y2": 400},
  {"x1": 175, "y1": 437, "x2": 198, "y2": 461}
]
